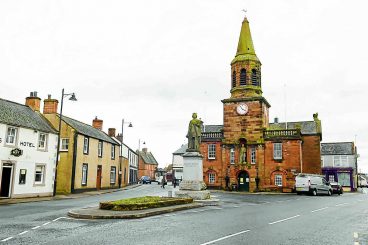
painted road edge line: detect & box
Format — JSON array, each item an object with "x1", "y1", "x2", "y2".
[
  {"x1": 18, "y1": 231, "x2": 29, "y2": 235},
  {"x1": 200, "y1": 230, "x2": 251, "y2": 245},
  {"x1": 1, "y1": 237, "x2": 13, "y2": 242},
  {"x1": 269, "y1": 215, "x2": 300, "y2": 225},
  {"x1": 335, "y1": 203, "x2": 349, "y2": 207},
  {"x1": 42, "y1": 222, "x2": 51, "y2": 226},
  {"x1": 354, "y1": 232, "x2": 359, "y2": 239},
  {"x1": 311, "y1": 207, "x2": 329, "y2": 213}
]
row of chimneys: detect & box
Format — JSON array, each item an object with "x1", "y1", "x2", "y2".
[{"x1": 25, "y1": 92, "x2": 118, "y2": 137}]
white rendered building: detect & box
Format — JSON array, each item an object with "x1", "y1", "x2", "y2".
[{"x1": 0, "y1": 94, "x2": 58, "y2": 198}]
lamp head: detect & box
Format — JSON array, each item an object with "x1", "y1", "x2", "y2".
[
  {"x1": 128, "y1": 122, "x2": 133, "y2": 127},
  {"x1": 69, "y1": 93, "x2": 77, "y2": 101}
]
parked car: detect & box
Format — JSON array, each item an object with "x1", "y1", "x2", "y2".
[
  {"x1": 140, "y1": 176, "x2": 151, "y2": 184},
  {"x1": 295, "y1": 173, "x2": 332, "y2": 196},
  {"x1": 330, "y1": 182, "x2": 343, "y2": 195}
]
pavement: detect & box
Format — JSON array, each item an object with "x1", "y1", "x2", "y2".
[
  {"x1": 0, "y1": 184, "x2": 141, "y2": 205},
  {"x1": 68, "y1": 202, "x2": 204, "y2": 219}
]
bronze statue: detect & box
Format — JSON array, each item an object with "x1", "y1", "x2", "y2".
[{"x1": 186, "y1": 113, "x2": 203, "y2": 151}]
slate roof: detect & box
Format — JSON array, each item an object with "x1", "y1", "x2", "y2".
[
  {"x1": 0, "y1": 98, "x2": 57, "y2": 133},
  {"x1": 269, "y1": 121, "x2": 318, "y2": 135},
  {"x1": 321, "y1": 142, "x2": 355, "y2": 155},
  {"x1": 138, "y1": 150, "x2": 159, "y2": 165},
  {"x1": 61, "y1": 115, "x2": 117, "y2": 145},
  {"x1": 203, "y1": 125, "x2": 223, "y2": 133},
  {"x1": 173, "y1": 144, "x2": 188, "y2": 155}
]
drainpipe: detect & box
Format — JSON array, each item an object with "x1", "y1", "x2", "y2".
[{"x1": 71, "y1": 132, "x2": 78, "y2": 193}]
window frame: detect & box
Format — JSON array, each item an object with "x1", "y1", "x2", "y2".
[
  {"x1": 34, "y1": 164, "x2": 46, "y2": 185},
  {"x1": 251, "y1": 69, "x2": 258, "y2": 86},
  {"x1": 250, "y1": 146, "x2": 256, "y2": 164},
  {"x1": 110, "y1": 166, "x2": 117, "y2": 184},
  {"x1": 208, "y1": 173, "x2": 216, "y2": 184},
  {"x1": 81, "y1": 163, "x2": 88, "y2": 186},
  {"x1": 230, "y1": 148, "x2": 235, "y2": 164},
  {"x1": 5, "y1": 126, "x2": 18, "y2": 146},
  {"x1": 60, "y1": 138, "x2": 69, "y2": 151},
  {"x1": 275, "y1": 174, "x2": 282, "y2": 187},
  {"x1": 273, "y1": 143, "x2": 282, "y2": 160},
  {"x1": 111, "y1": 144, "x2": 115, "y2": 159},
  {"x1": 208, "y1": 144, "x2": 216, "y2": 160},
  {"x1": 83, "y1": 137, "x2": 89, "y2": 154},
  {"x1": 98, "y1": 141, "x2": 103, "y2": 157},
  {"x1": 37, "y1": 132, "x2": 48, "y2": 151}
]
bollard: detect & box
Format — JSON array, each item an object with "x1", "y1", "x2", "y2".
[{"x1": 168, "y1": 190, "x2": 172, "y2": 197}]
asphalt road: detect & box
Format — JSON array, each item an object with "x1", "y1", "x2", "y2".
[{"x1": 0, "y1": 184, "x2": 367, "y2": 245}]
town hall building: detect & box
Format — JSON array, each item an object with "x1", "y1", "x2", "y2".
[{"x1": 200, "y1": 16, "x2": 322, "y2": 192}]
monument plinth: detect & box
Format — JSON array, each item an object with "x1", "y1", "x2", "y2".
[{"x1": 175, "y1": 113, "x2": 210, "y2": 200}]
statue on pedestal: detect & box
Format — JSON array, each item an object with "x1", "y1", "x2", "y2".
[
  {"x1": 239, "y1": 144, "x2": 247, "y2": 164},
  {"x1": 186, "y1": 113, "x2": 203, "y2": 152}
]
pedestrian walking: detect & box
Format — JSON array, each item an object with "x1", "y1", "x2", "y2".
[
  {"x1": 225, "y1": 175, "x2": 230, "y2": 191},
  {"x1": 161, "y1": 175, "x2": 166, "y2": 189}
]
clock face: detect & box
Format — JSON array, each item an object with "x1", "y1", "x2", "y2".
[{"x1": 236, "y1": 103, "x2": 248, "y2": 115}]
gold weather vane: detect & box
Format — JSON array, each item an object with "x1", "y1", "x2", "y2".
[{"x1": 242, "y1": 9, "x2": 247, "y2": 16}]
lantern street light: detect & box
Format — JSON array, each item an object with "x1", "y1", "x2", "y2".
[{"x1": 53, "y1": 89, "x2": 77, "y2": 196}]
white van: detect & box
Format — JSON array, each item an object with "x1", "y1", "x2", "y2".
[{"x1": 295, "y1": 173, "x2": 332, "y2": 196}]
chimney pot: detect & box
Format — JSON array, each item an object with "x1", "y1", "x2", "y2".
[
  {"x1": 25, "y1": 91, "x2": 41, "y2": 111},
  {"x1": 274, "y1": 117, "x2": 279, "y2": 123}
]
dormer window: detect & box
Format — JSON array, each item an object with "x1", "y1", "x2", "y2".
[
  {"x1": 232, "y1": 71, "x2": 236, "y2": 88},
  {"x1": 251, "y1": 69, "x2": 258, "y2": 86},
  {"x1": 240, "y1": 69, "x2": 247, "y2": 86}
]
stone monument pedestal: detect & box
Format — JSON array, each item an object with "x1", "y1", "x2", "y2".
[{"x1": 175, "y1": 151, "x2": 210, "y2": 200}]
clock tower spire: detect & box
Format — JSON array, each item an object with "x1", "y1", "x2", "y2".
[{"x1": 230, "y1": 16, "x2": 262, "y2": 99}]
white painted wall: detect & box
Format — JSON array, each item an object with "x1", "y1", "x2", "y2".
[
  {"x1": 0, "y1": 123, "x2": 57, "y2": 198},
  {"x1": 322, "y1": 155, "x2": 356, "y2": 168},
  {"x1": 172, "y1": 154, "x2": 184, "y2": 180}
]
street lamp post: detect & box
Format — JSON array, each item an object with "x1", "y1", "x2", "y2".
[
  {"x1": 138, "y1": 139, "x2": 145, "y2": 151},
  {"x1": 121, "y1": 118, "x2": 133, "y2": 143},
  {"x1": 53, "y1": 88, "x2": 77, "y2": 196}
]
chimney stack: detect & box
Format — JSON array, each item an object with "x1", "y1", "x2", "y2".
[
  {"x1": 43, "y1": 94, "x2": 59, "y2": 114},
  {"x1": 92, "y1": 116, "x2": 103, "y2": 130},
  {"x1": 116, "y1": 133, "x2": 123, "y2": 143},
  {"x1": 25, "y1": 91, "x2": 41, "y2": 111},
  {"x1": 108, "y1": 128, "x2": 116, "y2": 137},
  {"x1": 142, "y1": 148, "x2": 148, "y2": 153}
]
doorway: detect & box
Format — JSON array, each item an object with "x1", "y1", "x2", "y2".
[
  {"x1": 96, "y1": 165, "x2": 102, "y2": 190},
  {"x1": 237, "y1": 171, "x2": 249, "y2": 192},
  {"x1": 1, "y1": 164, "x2": 13, "y2": 198}
]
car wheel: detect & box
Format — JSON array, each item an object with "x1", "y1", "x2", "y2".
[
  {"x1": 312, "y1": 189, "x2": 317, "y2": 196},
  {"x1": 297, "y1": 192, "x2": 302, "y2": 195}
]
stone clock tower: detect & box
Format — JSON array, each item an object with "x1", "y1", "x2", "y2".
[{"x1": 221, "y1": 16, "x2": 271, "y2": 191}]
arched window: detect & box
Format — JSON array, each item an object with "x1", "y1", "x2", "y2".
[
  {"x1": 240, "y1": 69, "x2": 247, "y2": 86},
  {"x1": 232, "y1": 71, "x2": 236, "y2": 88},
  {"x1": 251, "y1": 69, "x2": 258, "y2": 86}
]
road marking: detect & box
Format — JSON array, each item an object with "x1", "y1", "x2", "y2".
[
  {"x1": 31, "y1": 226, "x2": 40, "y2": 230},
  {"x1": 200, "y1": 230, "x2": 251, "y2": 245},
  {"x1": 52, "y1": 217, "x2": 66, "y2": 222},
  {"x1": 269, "y1": 215, "x2": 300, "y2": 225},
  {"x1": 355, "y1": 242, "x2": 360, "y2": 245},
  {"x1": 42, "y1": 222, "x2": 51, "y2": 226},
  {"x1": 354, "y1": 232, "x2": 359, "y2": 239},
  {"x1": 1, "y1": 237, "x2": 13, "y2": 242},
  {"x1": 18, "y1": 231, "x2": 29, "y2": 235},
  {"x1": 311, "y1": 207, "x2": 329, "y2": 213},
  {"x1": 335, "y1": 203, "x2": 349, "y2": 207}
]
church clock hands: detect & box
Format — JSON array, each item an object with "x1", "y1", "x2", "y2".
[{"x1": 236, "y1": 103, "x2": 248, "y2": 115}]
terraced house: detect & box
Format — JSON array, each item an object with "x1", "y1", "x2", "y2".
[
  {"x1": 0, "y1": 94, "x2": 58, "y2": 198},
  {"x1": 137, "y1": 148, "x2": 159, "y2": 180},
  {"x1": 199, "y1": 17, "x2": 322, "y2": 192},
  {"x1": 42, "y1": 95, "x2": 120, "y2": 194}
]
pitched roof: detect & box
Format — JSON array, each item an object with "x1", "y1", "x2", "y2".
[
  {"x1": 173, "y1": 144, "x2": 188, "y2": 155},
  {"x1": 0, "y1": 98, "x2": 57, "y2": 133},
  {"x1": 61, "y1": 115, "x2": 117, "y2": 144},
  {"x1": 138, "y1": 150, "x2": 158, "y2": 165},
  {"x1": 269, "y1": 121, "x2": 318, "y2": 135},
  {"x1": 321, "y1": 142, "x2": 355, "y2": 155}
]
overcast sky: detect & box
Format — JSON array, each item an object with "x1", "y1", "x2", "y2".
[{"x1": 1, "y1": 0, "x2": 367, "y2": 171}]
